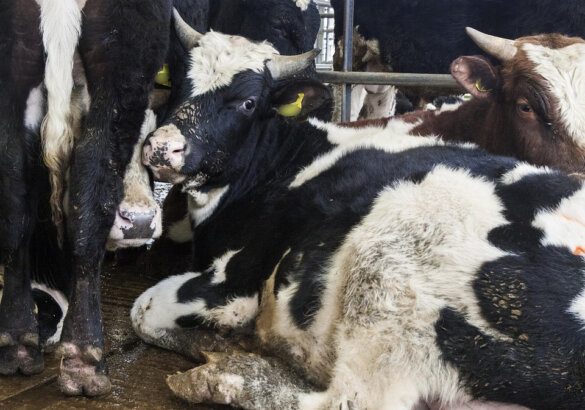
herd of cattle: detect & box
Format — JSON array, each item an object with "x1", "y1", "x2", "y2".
[{"x1": 2, "y1": 0, "x2": 585, "y2": 408}]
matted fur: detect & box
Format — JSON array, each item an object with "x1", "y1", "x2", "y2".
[
  {"x1": 39, "y1": 0, "x2": 83, "y2": 236},
  {"x1": 187, "y1": 32, "x2": 278, "y2": 96}
]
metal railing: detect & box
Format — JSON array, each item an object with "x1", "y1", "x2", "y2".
[{"x1": 315, "y1": 0, "x2": 462, "y2": 121}]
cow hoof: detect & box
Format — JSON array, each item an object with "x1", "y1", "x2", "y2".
[
  {"x1": 56, "y1": 342, "x2": 111, "y2": 396},
  {"x1": 0, "y1": 331, "x2": 44, "y2": 375}
]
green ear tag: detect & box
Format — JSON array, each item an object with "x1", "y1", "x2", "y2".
[
  {"x1": 277, "y1": 93, "x2": 305, "y2": 117},
  {"x1": 475, "y1": 79, "x2": 491, "y2": 93},
  {"x1": 155, "y1": 64, "x2": 171, "y2": 88}
]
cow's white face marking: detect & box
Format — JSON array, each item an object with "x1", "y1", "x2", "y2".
[
  {"x1": 24, "y1": 84, "x2": 45, "y2": 131},
  {"x1": 523, "y1": 42, "x2": 585, "y2": 147},
  {"x1": 187, "y1": 32, "x2": 278, "y2": 97}
]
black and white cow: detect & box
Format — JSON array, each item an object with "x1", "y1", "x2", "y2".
[
  {"x1": 132, "y1": 15, "x2": 585, "y2": 409},
  {"x1": 0, "y1": 0, "x2": 170, "y2": 396}
]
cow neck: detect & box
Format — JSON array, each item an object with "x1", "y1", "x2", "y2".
[
  {"x1": 409, "y1": 98, "x2": 504, "y2": 149},
  {"x1": 218, "y1": 117, "x2": 332, "y2": 203}
]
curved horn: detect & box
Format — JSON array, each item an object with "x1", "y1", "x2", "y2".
[
  {"x1": 266, "y1": 49, "x2": 320, "y2": 80},
  {"x1": 173, "y1": 8, "x2": 203, "y2": 50},
  {"x1": 466, "y1": 27, "x2": 517, "y2": 62}
]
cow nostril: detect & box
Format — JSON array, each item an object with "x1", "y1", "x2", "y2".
[
  {"x1": 172, "y1": 144, "x2": 186, "y2": 155},
  {"x1": 117, "y1": 210, "x2": 132, "y2": 224}
]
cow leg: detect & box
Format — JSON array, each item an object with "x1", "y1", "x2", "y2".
[
  {"x1": 56, "y1": 99, "x2": 118, "y2": 395},
  {"x1": 131, "y1": 270, "x2": 260, "y2": 345},
  {"x1": 0, "y1": 109, "x2": 43, "y2": 376}
]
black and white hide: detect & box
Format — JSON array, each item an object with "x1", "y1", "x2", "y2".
[{"x1": 132, "y1": 17, "x2": 585, "y2": 410}]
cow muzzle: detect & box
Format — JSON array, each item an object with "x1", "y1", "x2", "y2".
[
  {"x1": 106, "y1": 202, "x2": 162, "y2": 251},
  {"x1": 142, "y1": 124, "x2": 188, "y2": 184}
]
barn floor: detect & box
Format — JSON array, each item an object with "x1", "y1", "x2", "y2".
[{"x1": 0, "y1": 248, "x2": 227, "y2": 409}]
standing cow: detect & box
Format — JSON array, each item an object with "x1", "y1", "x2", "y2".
[
  {"x1": 0, "y1": 0, "x2": 171, "y2": 396},
  {"x1": 132, "y1": 14, "x2": 585, "y2": 409}
]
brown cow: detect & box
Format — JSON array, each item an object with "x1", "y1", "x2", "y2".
[{"x1": 344, "y1": 28, "x2": 585, "y2": 175}]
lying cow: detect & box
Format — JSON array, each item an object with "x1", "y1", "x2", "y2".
[
  {"x1": 345, "y1": 28, "x2": 585, "y2": 176},
  {"x1": 132, "y1": 15, "x2": 585, "y2": 409},
  {"x1": 162, "y1": 27, "x2": 585, "y2": 253},
  {"x1": 331, "y1": 0, "x2": 585, "y2": 120}
]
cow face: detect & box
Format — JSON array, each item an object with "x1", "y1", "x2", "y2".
[
  {"x1": 452, "y1": 28, "x2": 585, "y2": 173},
  {"x1": 143, "y1": 10, "x2": 326, "y2": 186}
]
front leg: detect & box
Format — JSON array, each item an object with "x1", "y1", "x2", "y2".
[{"x1": 131, "y1": 268, "x2": 260, "y2": 345}]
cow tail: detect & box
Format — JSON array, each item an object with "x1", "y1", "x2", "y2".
[{"x1": 39, "y1": 0, "x2": 83, "y2": 245}]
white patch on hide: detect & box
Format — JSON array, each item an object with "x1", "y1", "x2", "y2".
[
  {"x1": 523, "y1": 41, "x2": 585, "y2": 148},
  {"x1": 211, "y1": 249, "x2": 242, "y2": 284},
  {"x1": 167, "y1": 213, "x2": 193, "y2": 243},
  {"x1": 131, "y1": 272, "x2": 202, "y2": 339},
  {"x1": 534, "y1": 185, "x2": 585, "y2": 255},
  {"x1": 500, "y1": 162, "x2": 553, "y2": 185},
  {"x1": 290, "y1": 118, "x2": 445, "y2": 188},
  {"x1": 185, "y1": 185, "x2": 230, "y2": 226},
  {"x1": 294, "y1": 0, "x2": 311, "y2": 11},
  {"x1": 569, "y1": 288, "x2": 585, "y2": 328},
  {"x1": 31, "y1": 281, "x2": 68, "y2": 346},
  {"x1": 208, "y1": 294, "x2": 259, "y2": 327},
  {"x1": 187, "y1": 31, "x2": 278, "y2": 96},
  {"x1": 24, "y1": 84, "x2": 45, "y2": 131},
  {"x1": 298, "y1": 167, "x2": 509, "y2": 409}
]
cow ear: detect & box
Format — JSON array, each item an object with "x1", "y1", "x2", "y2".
[
  {"x1": 450, "y1": 55, "x2": 501, "y2": 100},
  {"x1": 271, "y1": 79, "x2": 333, "y2": 121}
]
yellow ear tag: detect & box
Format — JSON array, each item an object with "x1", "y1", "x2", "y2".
[
  {"x1": 475, "y1": 79, "x2": 491, "y2": 93},
  {"x1": 277, "y1": 93, "x2": 304, "y2": 117},
  {"x1": 155, "y1": 64, "x2": 171, "y2": 88}
]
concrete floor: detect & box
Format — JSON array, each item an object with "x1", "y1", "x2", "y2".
[{"x1": 0, "y1": 250, "x2": 223, "y2": 409}]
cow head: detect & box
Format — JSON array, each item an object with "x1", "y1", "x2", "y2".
[
  {"x1": 142, "y1": 10, "x2": 330, "y2": 186},
  {"x1": 451, "y1": 27, "x2": 585, "y2": 173},
  {"x1": 106, "y1": 110, "x2": 162, "y2": 251}
]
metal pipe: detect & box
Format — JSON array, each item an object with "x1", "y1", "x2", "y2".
[
  {"x1": 341, "y1": 0, "x2": 354, "y2": 122},
  {"x1": 317, "y1": 71, "x2": 463, "y2": 90}
]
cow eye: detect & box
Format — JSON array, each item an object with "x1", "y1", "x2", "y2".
[
  {"x1": 519, "y1": 103, "x2": 532, "y2": 113},
  {"x1": 238, "y1": 98, "x2": 257, "y2": 115},
  {"x1": 516, "y1": 98, "x2": 535, "y2": 116}
]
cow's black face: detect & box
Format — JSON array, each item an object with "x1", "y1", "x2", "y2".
[
  {"x1": 143, "y1": 69, "x2": 271, "y2": 185},
  {"x1": 143, "y1": 21, "x2": 325, "y2": 187}
]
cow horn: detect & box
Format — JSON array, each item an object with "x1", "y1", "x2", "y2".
[
  {"x1": 466, "y1": 27, "x2": 517, "y2": 62},
  {"x1": 173, "y1": 8, "x2": 203, "y2": 50},
  {"x1": 266, "y1": 49, "x2": 320, "y2": 80}
]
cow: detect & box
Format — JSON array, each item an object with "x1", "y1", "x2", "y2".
[
  {"x1": 343, "y1": 28, "x2": 585, "y2": 177},
  {"x1": 144, "y1": 0, "x2": 330, "y2": 271},
  {"x1": 0, "y1": 0, "x2": 171, "y2": 397},
  {"x1": 131, "y1": 15, "x2": 585, "y2": 409},
  {"x1": 0, "y1": 0, "x2": 330, "y2": 397},
  {"x1": 330, "y1": 0, "x2": 585, "y2": 120}
]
